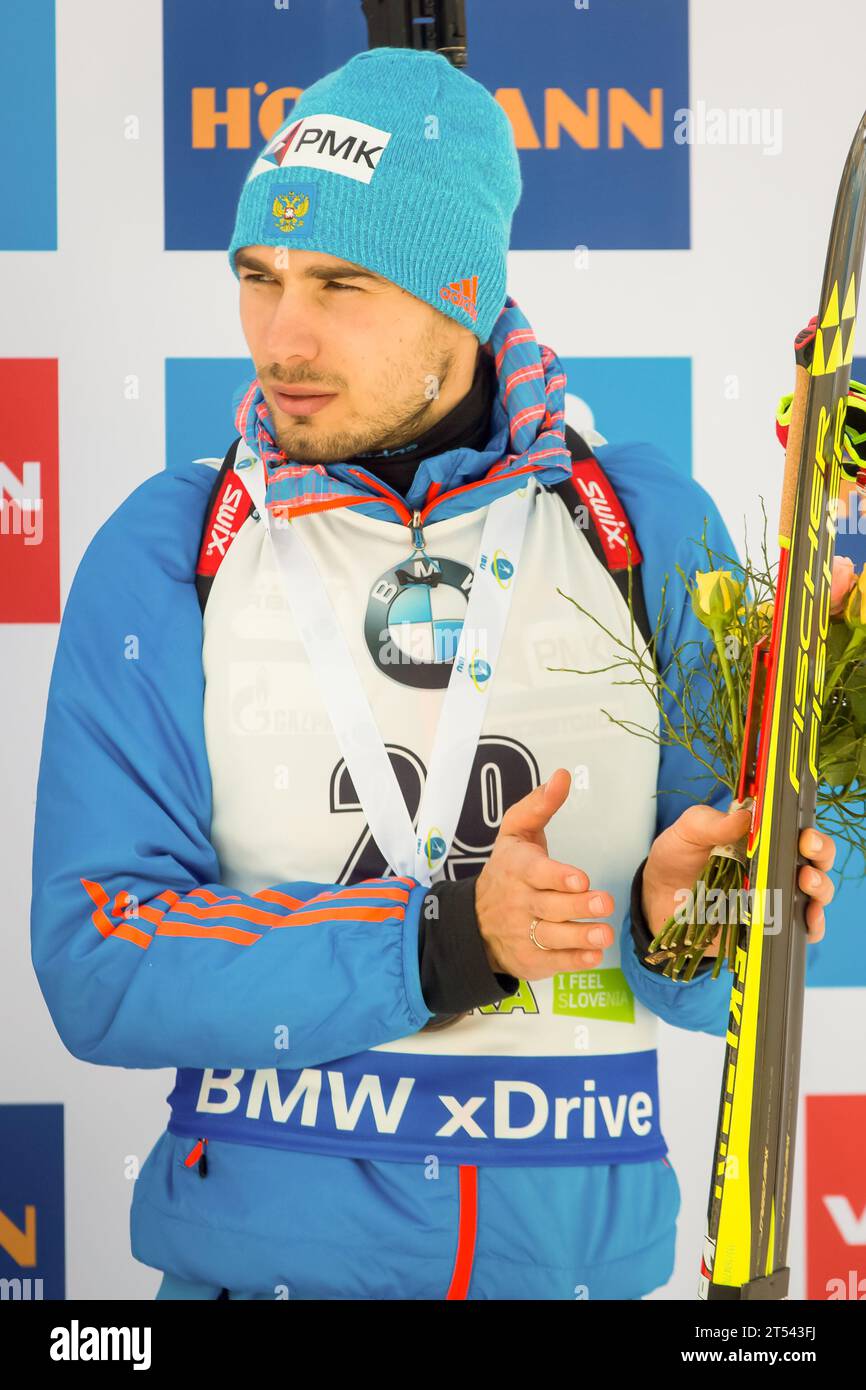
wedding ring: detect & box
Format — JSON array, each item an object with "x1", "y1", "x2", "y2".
[{"x1": 529, "y1": 917, "x2": 551, "y2": 951}]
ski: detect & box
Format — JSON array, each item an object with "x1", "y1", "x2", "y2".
[{"x1": 698, "y1": 110, "x2": 866, "y2": 1300}]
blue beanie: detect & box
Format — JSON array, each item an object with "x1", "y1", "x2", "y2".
[{"x1": 226, "y1": 47, "x2": 522, "y2": 344}]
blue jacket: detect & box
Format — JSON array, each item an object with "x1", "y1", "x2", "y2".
[{"x1": 30, "y1": 426, "x2": 738, "y2": 1300}]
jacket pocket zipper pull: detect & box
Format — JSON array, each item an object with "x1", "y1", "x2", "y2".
[{"x1": 184, "y1": 1137, "x2": 209, "y2": 1177}]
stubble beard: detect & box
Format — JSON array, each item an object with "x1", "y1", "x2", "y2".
[{"x1": 267, "y1": 329, "x2": 459, "y2": 464}]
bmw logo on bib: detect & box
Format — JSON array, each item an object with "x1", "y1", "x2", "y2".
[{"x1": 365, "y1": 547, "x2": 476, "y2": 689}]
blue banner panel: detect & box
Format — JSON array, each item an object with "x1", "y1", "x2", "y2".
[
  {"x1": 561, "y1": 356, "x2": 692, "y2": 473},
  {"x1": 0, "y1": 0, "x2": 56, "y2": 250},
  {"x1": 0, "y1": 1105, "x2": 65, "y2": 1300},
  {"x1": 165, "y1": 357, "x2": 254, "y2": 472},
  {"x1": 472, "y1": 0, "x2": 690, "y2": 251},
  {"x1": 163, "y1": 0, "x2": 689, "y2": 253}
]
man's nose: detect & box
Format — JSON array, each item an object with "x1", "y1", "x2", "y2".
[{"x1": 262, "y1": 287, "x2": 322, "y2": 363}]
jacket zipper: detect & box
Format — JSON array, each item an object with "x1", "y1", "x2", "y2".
[
  {"x1": 446, "y1": 1165, "x2": 478, "y2": 1299},
  {"x1": 410, "y1": 508, "x2": 426, "y2": 553}
]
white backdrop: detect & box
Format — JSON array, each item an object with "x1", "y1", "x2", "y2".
[{"x1": 1, "y1": 0, "x2": 864, "y2": 1299}]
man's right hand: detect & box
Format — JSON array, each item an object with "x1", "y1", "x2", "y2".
[{"x1": 474, "y1": 767, "x2": 615, "y2": 980}]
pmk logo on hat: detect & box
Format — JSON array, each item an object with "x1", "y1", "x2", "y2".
[
  {"x1": 250, "y1": 113, "x2": 392, "y2": 186},
  {"x1": 439, "y1": 276, "x2": 479, "y2": 323}
]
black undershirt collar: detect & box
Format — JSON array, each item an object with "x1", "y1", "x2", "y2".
[{"x1": 341, "y1": 347, "x2": 498, "y2": 499}]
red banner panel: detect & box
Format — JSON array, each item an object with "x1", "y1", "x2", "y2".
[
  {"x1": 806, "y1": 1094, "x2": 866, "y2": 1300},
  {"x1": 0, "y1": 359, "x2": 59, "y2": 623}
]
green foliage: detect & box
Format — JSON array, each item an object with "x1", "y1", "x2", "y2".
[{"x1": 554, "y1": 503, "x2": 866, "y2": 977}]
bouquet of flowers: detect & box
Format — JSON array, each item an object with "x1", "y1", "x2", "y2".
[{"x1": 557, "y1": 397, "x2": 866, "y2": 981}]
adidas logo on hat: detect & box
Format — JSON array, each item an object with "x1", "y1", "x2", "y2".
[{"x1": 439, "y1": 276, "x2": 478, "y2": 323}]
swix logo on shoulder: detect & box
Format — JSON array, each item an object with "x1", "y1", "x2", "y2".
[
  {"x1": 253, "y1": 113, "x2": 392, "y2": 186},
  {"x1": 572, "y1": 459, "x2": 642, "y2": 572},
  {"x1": 197, "y1": 472, "x2": 253, "y2": 577}
]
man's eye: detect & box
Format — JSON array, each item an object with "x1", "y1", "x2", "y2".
[{"x1": 240, "y1": 275, "x2": 359, "y2": 291}]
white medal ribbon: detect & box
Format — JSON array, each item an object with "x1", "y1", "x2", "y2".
[{"x1": 233, "y1": 440, "x2": 533, "y2": 886}]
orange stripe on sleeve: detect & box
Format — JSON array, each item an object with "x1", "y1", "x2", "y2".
[
  {"x1": 81, "y1": 878, "x2": 119, "y2": 939},
  {"x1": 184, "y1": 888, "x2": 243, "y2": 905},
  {"x1": 81, "y1": 876, "x2": 410, "y2": 949},
  {"x1": 154, "y1": 921, "x2": 262, "y2": 946},
  {"x1": 137, "y1": 904, "x2": 170, "y2": 926},
  {"x1": 80, "y1": 880, "x2": 152, "y2": 950},
  {"x1": 273, "y1": 905, "x2": 405, "y2": 928},
  {"x1": 256, "y1": 883, "x2": 411, "y2": 909},
  {"x1": 164, "y1": 900, "x2": 293, "y2": 927}
]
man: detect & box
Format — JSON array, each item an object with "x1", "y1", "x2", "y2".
[{"x1": 30, "y1": 47, "x2": 834, "y2": 1301}]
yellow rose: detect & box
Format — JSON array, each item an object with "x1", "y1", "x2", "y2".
[
  {"x1": 738, "y1": 600, "x2": 774, "y2": 627},
  {"x1": 691, "y1": 570, "x2": 745, "y2": 632},
  {"x1": 844, "y1": 569, "x2": 866, "y2": 630}
]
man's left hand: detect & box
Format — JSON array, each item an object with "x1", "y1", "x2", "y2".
[{"x1": 641, "y1": 804, "x2": 835, "y2": 955}]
